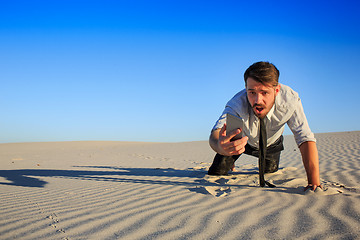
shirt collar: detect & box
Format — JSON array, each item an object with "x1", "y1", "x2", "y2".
[{"x1": 266, "y1": 103, "x2": 275, "y2": 120}]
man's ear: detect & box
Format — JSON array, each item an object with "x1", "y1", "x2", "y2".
[{"x1": 275, "y1": 84, "x2": 281, "y2": 96}]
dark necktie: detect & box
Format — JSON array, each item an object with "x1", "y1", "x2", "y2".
[{"x1": 259, "y1": 118, "x2": 276, "y2": 188}]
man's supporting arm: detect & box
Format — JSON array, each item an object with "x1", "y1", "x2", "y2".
[{"x1": 299, "y1": 141, "x2": 321, "y2": 190}]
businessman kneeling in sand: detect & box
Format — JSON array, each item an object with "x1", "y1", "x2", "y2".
[{"x1": 208, "y1": 61, "x2": 321, "y2": 190}]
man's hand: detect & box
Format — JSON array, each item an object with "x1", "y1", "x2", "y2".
[{"x1": 211, "y1": 124, "x2": 248, "y2": 156}]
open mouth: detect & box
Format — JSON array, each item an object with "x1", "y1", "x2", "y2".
[{"x1": 254, "y1": 106, "x2": 264, "y2": 115}]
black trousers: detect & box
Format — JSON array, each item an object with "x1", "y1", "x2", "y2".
[{"x1": 208, "y1": 136, "x2": 284, "y2": 175}]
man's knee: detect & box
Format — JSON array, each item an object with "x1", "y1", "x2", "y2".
[{"x1": 264, "y1": 152, "x2": 281, "y2": 173}]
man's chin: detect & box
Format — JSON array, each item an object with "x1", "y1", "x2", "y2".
[{"x1": 253, "y1": 109, "x2": 267, "y2": 119}]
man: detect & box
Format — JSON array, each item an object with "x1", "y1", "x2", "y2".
[{"x1": 208, "y1": 61, "x2": 321, "y2": 190}]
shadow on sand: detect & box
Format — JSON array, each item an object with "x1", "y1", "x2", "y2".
[
  {"x1": 0, "y1": 166, "x2": 308, "y2": 195},
  {"x1": 0, "y1": 166, "x2": 209, "y2": 188}
]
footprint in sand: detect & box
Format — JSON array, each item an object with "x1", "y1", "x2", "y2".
[
  {"x1": 204, "y1": 186, "x2": 231, "y2": 197},
  {"x1": 47, "y1": 213, "x2": 66, "y2": 233}
]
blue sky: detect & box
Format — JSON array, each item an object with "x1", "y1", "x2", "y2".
[{"x1": 1, "y1": 0, "x2": 359, "y2": 143}]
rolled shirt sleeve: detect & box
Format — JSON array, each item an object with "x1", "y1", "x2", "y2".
[
  {"x1": 212, "y1": 113, "x2": 226, "y2": 131},
  {"x1": 286, "y1": 98, "x2": 316, "y2": 146}
]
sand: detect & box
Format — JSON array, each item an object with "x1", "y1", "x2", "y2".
[{"x1": 0, "y1": 131, "x2": 359, "y2": 239}]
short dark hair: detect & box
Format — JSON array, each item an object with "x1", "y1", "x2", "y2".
[{"x1": 244, "y1": 61, "x2": 280, "y2": 86}]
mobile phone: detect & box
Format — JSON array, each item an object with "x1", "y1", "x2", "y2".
[{"x1": 226, "y1": 113, "x2": 244, "y2": 140}]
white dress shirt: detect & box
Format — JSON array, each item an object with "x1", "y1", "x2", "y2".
[{"x1": 212, "y1": 84, "x2": 316, "y2": 148}]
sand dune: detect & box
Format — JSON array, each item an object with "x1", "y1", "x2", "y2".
[{"x1": 1, "y1": 131, "x2": 359, "y2": 239}]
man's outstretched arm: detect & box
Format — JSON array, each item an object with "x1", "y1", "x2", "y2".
[{"x1": 299, "y1": 141, "x2": 321, "y2": 190}]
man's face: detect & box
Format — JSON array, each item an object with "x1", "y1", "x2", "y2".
[{"x1": 246, "y1": 77, "x2": 280, "y2": 119}]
